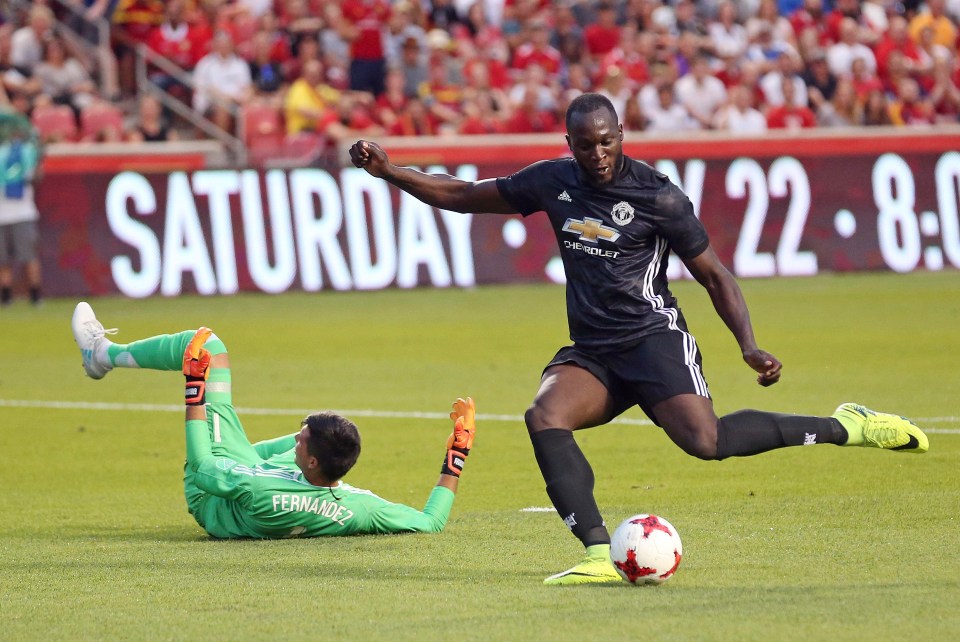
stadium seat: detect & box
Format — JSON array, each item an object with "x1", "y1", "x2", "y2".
[
  {"x1": 241, "y1": 102, "x2": 285, "y2": 163},
  {"x1": 80, "y1": 102, "x2": 125, "y2": 142},
  {"x1": 31, "y1": 104, "x2": 78, "y2": 143}
]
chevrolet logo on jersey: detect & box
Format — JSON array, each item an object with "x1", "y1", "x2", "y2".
[{"x1": 561, "y1": 217, "x2": 621, "y2": 243}]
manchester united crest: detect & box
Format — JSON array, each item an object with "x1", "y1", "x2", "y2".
[{"x1": 611, "y1": 201, "x2": 635, "y2": 226}]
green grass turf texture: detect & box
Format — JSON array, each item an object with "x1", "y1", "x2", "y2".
[{"x1": 1, "y1": 271, "x2": 958, "y2": 641}]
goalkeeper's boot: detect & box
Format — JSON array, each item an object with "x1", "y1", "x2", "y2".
[
  {"x1": 71, "y1": 301, "x2": 117, "y2": 380},
  {"x1": 543, "y1": 544, "x2": 624, "y2": 586},
  {"x1": 833, "y1": 403, "x2": 928, "y2": 453}
]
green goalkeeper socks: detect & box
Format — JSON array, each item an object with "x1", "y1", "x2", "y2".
[{"x1": 107, "y1": 331, "x2": 227, "y2": 371}]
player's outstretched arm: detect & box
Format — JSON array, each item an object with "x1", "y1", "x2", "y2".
[
  {"x1": 437, "y1": 396, "x2": 477, "y2": 492},
  {"x1": 349, "y1": 140, "x2": 516, "y2": 214},
  {"x1": 683, "y1": 247, "x2": 782, "y2": 387}
]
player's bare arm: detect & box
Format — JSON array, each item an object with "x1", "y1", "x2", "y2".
[
  {"x1": 682, "y1": 247, "x2": 782, "y2": 387},
  {"x1": 349, "y1": 140, "x2": 516, "y2": 214}
]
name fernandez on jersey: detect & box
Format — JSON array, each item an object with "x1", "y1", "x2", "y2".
[{"x1": 272, "y1": 493, "x2": 355, "y2": 525}]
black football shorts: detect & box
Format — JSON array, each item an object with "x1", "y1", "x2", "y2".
[{"x1": 544, "y1": 331, "x2": 711, "y2": 426}]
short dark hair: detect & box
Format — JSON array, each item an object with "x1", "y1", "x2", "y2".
[
  {"x1": 565, "y1": 92, "x2": 618, "y2": 130},
  {"x1": 301, "y1": 412, "x2": 361, "y2": 481}
]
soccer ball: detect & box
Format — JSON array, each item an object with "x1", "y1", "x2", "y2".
[{"x1": 610, "y1": 514, "x2": 683, "y2": 585}]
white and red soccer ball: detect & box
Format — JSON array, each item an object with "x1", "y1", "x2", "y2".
[{"x1": 610, "y1": 514, "x2": 683, "y2": 585}]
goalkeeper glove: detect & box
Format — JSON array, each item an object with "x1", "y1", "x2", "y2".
[
  {"x1": 441, "y1": 397, "x2": 475, "y2": 477},
  {"x1": 183, "y1": 327, "x2": 213, "y2": 406}
]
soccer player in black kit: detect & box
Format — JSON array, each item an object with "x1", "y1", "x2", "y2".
[{"x1": 349, "y1": 93, "x2": 929, "y2": 585}]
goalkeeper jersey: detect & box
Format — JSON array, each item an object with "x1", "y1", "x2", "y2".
[{"x1": 184, "y1": 418, "x2": 454, "y2": 539}]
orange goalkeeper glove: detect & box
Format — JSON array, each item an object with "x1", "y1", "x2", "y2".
[
  {"x1": 183, "y1": 327, "x2": 213, "y2": 406},
  {"x1": 441, "y1": 397, "x2": 475, "y2": 477}
]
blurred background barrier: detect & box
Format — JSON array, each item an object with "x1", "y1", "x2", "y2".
[{"x1": 37, "y1": 131, "x2": 960, "y2": 298}]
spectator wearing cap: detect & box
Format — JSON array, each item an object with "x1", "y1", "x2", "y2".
[
  {"x1": 675, "y1": 53, "x2": 728, "y2": 128},
  {"x1": 827, "y1": 17, "x2": 877, "y2": 78}
]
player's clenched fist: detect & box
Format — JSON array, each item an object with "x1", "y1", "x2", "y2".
[
  {"x1": 441, "y1": 397, "x2": 476, "y2": 477},
  {"x1": 183, "y1": 327, "x2": 213, "y2": 406},
  {"x1": 349, "y1": 140, "x2": 390, "y2": 177}
]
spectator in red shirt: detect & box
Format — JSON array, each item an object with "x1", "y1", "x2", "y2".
[
  {"x1": 388, "y1": 96, "x2": 440, "y2": 136},
  {"x1": 849, "y1": 56, "x2": 884, "y2": 102},
  {"x1": 375, "y1": 67, "x2": 409, "y2": 130},
  {"x1": 146, "y1": 0, "x2": 208, "y2": 95},
  {"x1": 512, "y1": 19, "x2": 563, "y2": 78},
  {"x1": 503, "y1": 85, "x2": 558, "y2": 133},
  {"x1": 458, "y1": 88, "x2": 507, "y2": 135},
  {"x1": 875, "y1": 16, "x2": 924, "y2": 87},
  {"x1": 766, "y1": 76, "x2": 817, "y2": 128},
  {"x1": 927, "y1": 57, "x2": 960, "y2": 123},
  {"x1": 340, "y1": 0, "x2": 390, "y2": 96},
  {"x1": 598, "y1": 26, "x2": 651, "y2": 91},
  {"x1": 789, "y1": 0, "x2": 829, "y2": 48},
  {"x1": 584, "y1": 3, "x2": 621, "y2": 59}
]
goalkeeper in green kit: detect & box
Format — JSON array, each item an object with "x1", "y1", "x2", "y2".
[{"x1": 70, "y1": 302, "x2": 476, "y2": 539}]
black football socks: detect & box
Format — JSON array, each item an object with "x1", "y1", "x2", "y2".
[
  {"x1": 530, "y1": 428, "x2": 610, "y2": 546},
  {"x1": 716, "y1": 409, "x2": 846, "y2": 459}
]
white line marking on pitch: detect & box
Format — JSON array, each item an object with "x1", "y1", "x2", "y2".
[{"x1": 1, "y1": 400, "x2": 957, "y2": 433}]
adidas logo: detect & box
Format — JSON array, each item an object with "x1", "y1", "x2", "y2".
[{"x1": 558, "y1": 191, "x2": 572, "y2": 202}]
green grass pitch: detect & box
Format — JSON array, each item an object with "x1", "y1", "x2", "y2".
[{"x1": 1, "y1": 271, "x2": 958, "y2": 641}]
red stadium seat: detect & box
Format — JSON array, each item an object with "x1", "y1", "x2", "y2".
[
  {"x1": 31, "y1": 104, "x2": 78, "y2": 143},
  {"x1": 241, "y1": 102, "x2": 285, "y2": 162},
  {"x1": 80, "y1": 102, "x2": 125, "y2": 142}
]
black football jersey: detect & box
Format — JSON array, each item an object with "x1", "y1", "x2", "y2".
[{"x1": 496, "y1": 156, "x2": 710, "y2": 349}]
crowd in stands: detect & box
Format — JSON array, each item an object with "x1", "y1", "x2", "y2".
[{"x1": 2, "y1": 0, "x2": 960, "y2": 151}]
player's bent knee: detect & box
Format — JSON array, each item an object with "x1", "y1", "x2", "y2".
[
  {"x1": 525, "y1": 403, "x2": 562, "y2": 434},
  {"x1": 670, "y1": 425, "x2": 719, "y2": 460}
]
